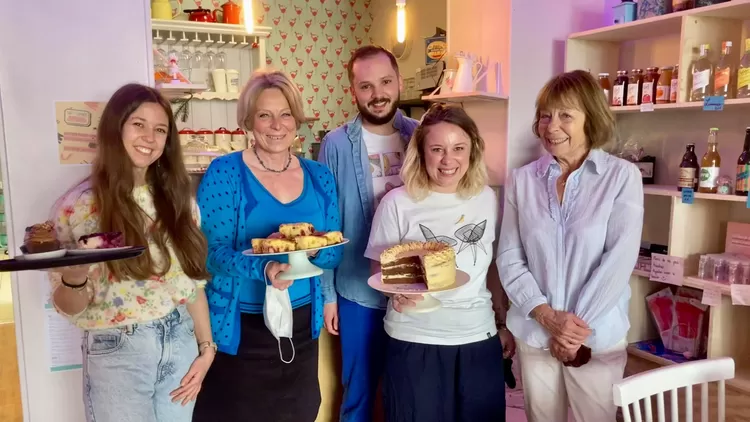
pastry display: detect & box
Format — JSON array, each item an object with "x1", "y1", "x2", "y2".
[
  {"x1": 23, "y1": 221, "x2": 61, "y2": 253},
  {"x1": 279, "y1": 222, "x2": 315, "y2": 238},
  {"x1": 380, "y1": 241, "x2": 456, "y2": 290},
  {"x1": 252, "y1": 223, "x2": 344, "y2": 253},
  {"x1": 78, "y1": 232, "x2": 125, "y2": 249}
]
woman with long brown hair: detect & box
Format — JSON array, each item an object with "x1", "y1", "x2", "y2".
[{"x1": 49, "y1": 83, "x2": 215, "y2": 422}]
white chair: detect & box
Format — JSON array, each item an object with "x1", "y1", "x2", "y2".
[{"x1": 613, "y1": 357, "x2": 735, "y2": 422}]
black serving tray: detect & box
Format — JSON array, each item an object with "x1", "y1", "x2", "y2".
[{"x1": 0, "y1": 246, "x2": 146, "y2": 272}]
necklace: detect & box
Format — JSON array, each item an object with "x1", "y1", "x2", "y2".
[{"x1": 253, "y1": 145, "x2": 292, "y2": 173}]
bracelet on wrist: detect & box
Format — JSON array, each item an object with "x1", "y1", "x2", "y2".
[
  {"x1": 61, "y1": 276, "x2": 88, "y2": 290},
  {"x1": 198, "y1": 341, "x2": 218, "y2": 355}
]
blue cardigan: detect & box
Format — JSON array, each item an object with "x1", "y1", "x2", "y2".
[{"x1": 197, "y1": 152, "x2": 342, "y2": 355}]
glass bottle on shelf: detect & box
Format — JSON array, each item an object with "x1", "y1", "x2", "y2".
[
  {"x1": 736, "y1": 128, "x2": 750, "y2": 196},
  {"x1": 598, "y1": 73, "x2": 611, "y2": 104},
  {"x1": 698, "y1": 128, "x2": 722, "y2": 194},
  {"x1": 691, "y1": 44, "x2": 713, "y2": 102},
  {"x1": 714, "y1": 41, "x2": 734, "y2": 99},
  {"x1": 612, "y1": 70, "x2": 628, "y2": 106},
  {"x1": 737, "y1": 39, "x2": 750, "y2": 98},
  {"x1": 627, "y1": 69, "x2": 643, "y2": 106},
  {"x1": 656, "y1": 66, "x2": 673, "y2": 104},
  {"x1": 670, "y1": 64, "x2": 680, "y2": 103},
  {"x1": 642, "y1": 67, "x2": 659, "y2": 104},
  {"x1": 678, "y1": 143, "x2": 700, "y2": 191}
]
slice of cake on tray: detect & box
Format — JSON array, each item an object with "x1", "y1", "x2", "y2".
[
  {"x1": 380, "y1": 241, "x2": 456, "y2": 290},
  {"x1": 78, "y1": 232, "x2": 125, "y2": 249},
  {"x1": 23, "y1": 221, "x2": 61, "y2": 253}
]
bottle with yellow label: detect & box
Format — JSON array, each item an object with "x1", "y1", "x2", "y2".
[{"x1": 737, "y1": 39, "x2": 750, "y2": 98}]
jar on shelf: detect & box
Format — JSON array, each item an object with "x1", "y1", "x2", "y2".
[
  {"x1": 670, "y1": 64, "x2": 679, "y2": 103},
  {"x1": 642, "y1": 67, "x2": 660, "y2": 104},
  {"x1": 598, "y1": 73, "x2": 611, "y2": 104},
  {"x1": 231, "y1": 128, "x2": 247, "y2": 151},
  {"x1": 195, "y1": 128, "x2": 215, "y2": 146},
  {"x1": 214, "y1": 127, "x2": 232, "y2": 152},
  {"x1": 613, "y1": 70, "x2": 629, "y2": 106},
  {"x1": 656, "y1": 66, "x2": 673, "y2": 104},
  {"x1": 627, "y1": 68, "x2": 644, "y2": 106},
  {"x1": 178, "y1": 128, "x2": 196, "y2": 146},
  {"x1": 672, "y1": 0, "x2": 694, "y2": 12}
]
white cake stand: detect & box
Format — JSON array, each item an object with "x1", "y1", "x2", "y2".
[
  {"x1": 242, "y1": 239, "x2": 349, "y2": 281},
  {"x1": 367, "y1": 270, "x2": 470, "y2": 313}
]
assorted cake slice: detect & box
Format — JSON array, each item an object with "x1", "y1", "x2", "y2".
[
  {"x1": 23, "y1": 221, "x2": 61, "y2": 253},
  {"x1": 78, "y1": 232, "x2": 125, "y2": 249},
  {"x1": 252, "y1": 222, "x2": 344, "y2": 253},
  {"x1": 380, "y1": 241, "x2": 456, "y2": 290}
]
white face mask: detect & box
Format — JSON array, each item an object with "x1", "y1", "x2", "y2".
[{"x1": 263, "y1": 279, "x2": 295, "y2": 364}]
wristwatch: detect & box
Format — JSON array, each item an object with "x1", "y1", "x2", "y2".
[{"x1": 198, "y1": 341, "x2": 218, "y2": 355}]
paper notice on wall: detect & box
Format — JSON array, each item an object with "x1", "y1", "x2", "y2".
[
  {"x1": 55, "y1": 101, "x2": 106, "y2": 165},
  {"x1": 44, "y1": 305, "x2": 83, "y2": 372}
]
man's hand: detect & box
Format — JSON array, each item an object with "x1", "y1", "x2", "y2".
[
  {"x1": 499, "y1": 328, "x2": 516, "y2": 359},
  {"x1": 323, "y1": 302, "x2": 338, "y2": 335}
]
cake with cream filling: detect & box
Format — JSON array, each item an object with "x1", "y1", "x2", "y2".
[
  {"x1": 379, "y1": 241, "x2": 456, "y2": 290},
  {"x1": 78, "y1": 232, "x2": 125, "y2": 249}
]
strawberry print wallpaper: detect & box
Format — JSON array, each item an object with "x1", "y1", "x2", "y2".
[{"x1": 180, "y1": 0, "x2": 374, "y2": 156}]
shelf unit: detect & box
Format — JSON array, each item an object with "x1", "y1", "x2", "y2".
[
  {"x1": 422, "y1": 91, "x2": 507, "y2": 103},
  {"x1": 567, "y1": 0, "x2": 750, "y2": 396}
]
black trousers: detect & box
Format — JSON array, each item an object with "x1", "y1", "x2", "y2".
[
  {"x1": 193, "y1": 305, "x2": 320, "y2": 422},
  {"x1": 383, "y1": 334, "x2": 507, "y2": 422}
]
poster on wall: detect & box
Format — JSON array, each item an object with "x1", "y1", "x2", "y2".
[{"x1": 55, "y1": 101, "x2": 105, "y2": 165}]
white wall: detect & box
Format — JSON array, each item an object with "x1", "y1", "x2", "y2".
[
  {"x1": 370, "y1": 0, "x2": 447, "y2": 80},
  {"x1": 506, "y1": 0, "x2": 609, "y2": 173},
  {"x1": 0, "y1": 1, "x2": 152, "y2": 420}
]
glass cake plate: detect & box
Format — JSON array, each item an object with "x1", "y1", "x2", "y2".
[
  {"x1": 242, "y1": 239, "x2": 349, "y2": 281},
  {"x1": 367, "y1": 270, "x2": 471, "y2": 313}
]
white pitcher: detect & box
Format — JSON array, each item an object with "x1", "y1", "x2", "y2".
[{"x1": 453, "y1": 52, "x2": 487, "y2": 93}]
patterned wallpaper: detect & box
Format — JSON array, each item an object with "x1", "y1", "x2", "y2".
[{"x1": 180, "y1": 0, "x2": 374, "y2": 155}]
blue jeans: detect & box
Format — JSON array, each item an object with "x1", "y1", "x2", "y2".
[
  {"x1": 82, "y1": 306, "x2": 198, "y2": 422},
  {"x1": 338, "y1": 295, "x2": 387, "y2": 422}
]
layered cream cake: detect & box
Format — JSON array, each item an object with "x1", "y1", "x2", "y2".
[{"x1": 380, "y1": 241, "x2": 456, "y2": 290}]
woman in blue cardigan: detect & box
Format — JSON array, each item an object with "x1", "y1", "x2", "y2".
[{"x1": 192, "y1": 69, "x2": 342, "y2": 422}]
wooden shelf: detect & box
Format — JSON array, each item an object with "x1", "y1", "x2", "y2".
[
  {"x1": 570, "y1": 0, "x2": 750, "y2": 42},
  {"x1": 156, "y1": 83, "x2": 207, "y2": 99},
  {"x1": 151, "y1": 19, "x2": 271, "y2": 39},
  {"x1": 631, "y1": 270, "x2": 732, "y2": 295},
  {"x1": 644, "y1": 185, "x2": 749, "y2": 203},
  {"x1": 627, "y1": 345, "x2": 750, "y2": 393},
  {"x1": 611, "y1": 98, "x2": 750, "y2": 114},
  {"x1": 422, "y1": 91, "x2": 507, "y2": 103}
]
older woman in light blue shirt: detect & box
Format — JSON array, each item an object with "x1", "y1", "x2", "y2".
[{"x1": 497, "y1": 70, "x2": 643, "y2": 422}]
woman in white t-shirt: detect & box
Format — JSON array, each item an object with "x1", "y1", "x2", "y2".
[{"x1": 365, "y1": 103, "x2": 515, "y2": 422}]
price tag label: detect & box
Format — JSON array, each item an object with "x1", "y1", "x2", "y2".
[
  {"x1": 701, "y1": 287, "x2": 721, "y2": 306},
  {"x1": 640, "y1": 102, "x2": 654, "y2": 112},
  {"x1": 649, "y1": 253, "x2": 684, "y2": 286},
  {"x1": 703, "y1": 96, "x2": 725, "y2": 111},
  {"x1": 731, "y1": 284, "x2": 750, "y2": 306},
  {"x1": 682, "y1": 187, "x2": 694, "y2": 204}
]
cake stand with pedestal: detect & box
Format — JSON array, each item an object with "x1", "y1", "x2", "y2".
[
  {"x1": 367, "y1": 270, "x2": 470, "y2": 313},
  {"x1": 242, "y1": 239, "x2": 349, "y2": 281}
]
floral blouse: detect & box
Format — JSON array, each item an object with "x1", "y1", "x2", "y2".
[{"x1": 51, "y1": 181, "x2": 206, "y2": 330}]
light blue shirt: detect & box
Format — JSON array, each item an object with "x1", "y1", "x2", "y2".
[
  {"x1": 497, "y1": 148, "x2": 644, "y2": 352},
  {"x1": 318, "y1": 110, "x2": 419, "y2": 309}
]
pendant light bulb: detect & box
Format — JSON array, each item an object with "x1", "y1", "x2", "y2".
[
  {"x1": 244, "y1": 0, "x2": 254, "y2": 34},
  {"x1": 396, "y1": 0, "x2": 406, "y2": 43}
]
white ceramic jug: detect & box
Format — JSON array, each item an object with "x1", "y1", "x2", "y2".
[{"x1": 453, "y1": 52, "x2": 487, "y2": 93}]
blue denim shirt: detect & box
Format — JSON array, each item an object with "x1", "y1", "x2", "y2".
[
  {"x1": 497, "y1": 149, "x2": 644, "y2": 352},
  {"x1": 318, "y1": 110, "x2": 419, "y2": 309}
]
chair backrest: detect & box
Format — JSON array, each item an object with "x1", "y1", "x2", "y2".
[{"x1": 613, "y1": 357, "x2": 735, "y2": 422}]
